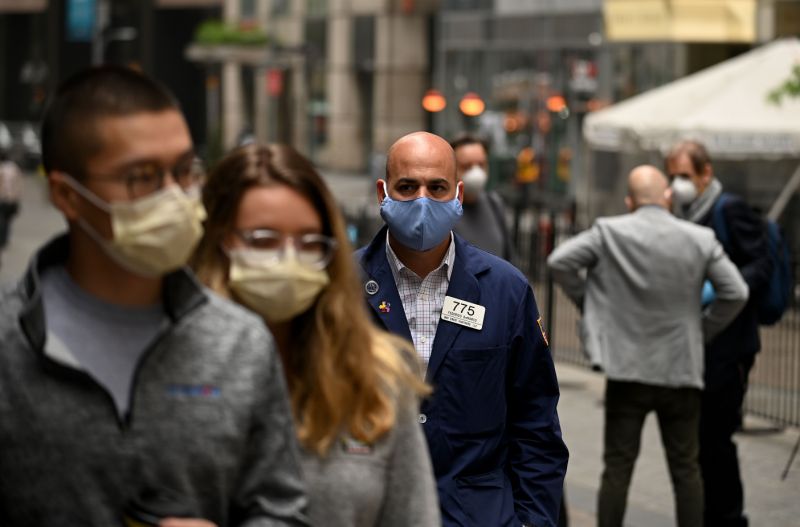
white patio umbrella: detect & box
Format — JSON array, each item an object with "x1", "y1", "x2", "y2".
[{"x1": 583, "y1": 38, "x2": 800, "y2": 219}]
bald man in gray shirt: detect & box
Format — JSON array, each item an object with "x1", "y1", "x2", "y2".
[{"x1": 548, "y1": 165, "x2": 748, "y2": 527}]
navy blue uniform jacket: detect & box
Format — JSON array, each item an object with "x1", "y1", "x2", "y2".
[
  {"x1": 357, "y1": 227, "x2": 568, "y2": 527},
  {"x1": 700, "y1": 193, "x2": 772, "y2": 390}
]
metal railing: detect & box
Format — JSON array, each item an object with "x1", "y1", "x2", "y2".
[{"x1": 514, "y1": 207, "x2": 800, "y2": 428}]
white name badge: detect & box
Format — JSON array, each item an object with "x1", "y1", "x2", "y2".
[{"x1": 441, "y1": 296, "x2": 485, "y2": 330}]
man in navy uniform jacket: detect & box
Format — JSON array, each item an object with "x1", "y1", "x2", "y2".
[{"x1": 357, "y1": 131, "x2": 568, "y2": 527}]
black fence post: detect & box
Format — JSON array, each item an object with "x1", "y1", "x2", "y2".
[{"x1": 546, "y1": 209, "x2": 557, "y2": 352}]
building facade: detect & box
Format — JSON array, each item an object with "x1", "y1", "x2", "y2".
[
  {"x1": 432, "y1": 0, "x2": 800, "y2": 228},
  {"x1": 0, "y1": 0, "x2": 220, "y2": 153},
  {"x1": 231, "y1": 0, "x2": 437, "y2": 172}
]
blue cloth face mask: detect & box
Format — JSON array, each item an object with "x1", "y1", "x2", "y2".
[{"x1": 379, "y1": 180, "x2": 463, "y2": 252}]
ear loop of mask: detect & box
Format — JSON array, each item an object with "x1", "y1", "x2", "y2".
[
  {"x1": 59, "y1": 175, "x2": 119, "y2": 247},
  {"x1": 61, "y1": 174, "x2": 113, "y2": 213}
]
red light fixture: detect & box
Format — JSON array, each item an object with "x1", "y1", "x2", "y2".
[
  {"x1": 422, "y1": 89, "x2": 447, "y2": 113},
  {"x1": 546, "y1": 95, "x2": 567, "y2": 113},
  {"x1": 459, "y1": 92, "x2": 485, "y2": 117}
]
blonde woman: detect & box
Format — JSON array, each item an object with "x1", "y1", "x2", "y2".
[{"x1": 191, "y1": 144, "x2": 440, "y2": 526}]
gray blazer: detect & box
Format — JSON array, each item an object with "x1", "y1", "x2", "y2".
[{"x1": 547, "y1": 205, "x2": 748, "y2": 389}]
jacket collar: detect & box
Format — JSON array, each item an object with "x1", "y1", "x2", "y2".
[
  {"x1": 358, "y1": 226, "x2": 491, "y2": 381},
  {"x1": 358, "y1": 226, "x2": 413, "y2": 342},
  {"x1": 17, "y1": 233, "x2": 208, "y2": 355}
]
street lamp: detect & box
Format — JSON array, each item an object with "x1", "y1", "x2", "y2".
[
  {"x1": 459, "y1": 92, "x2": 485, "y2": 117},
  {"x1": 422, "y1": 89, "x2": 446, "y2": 112}
]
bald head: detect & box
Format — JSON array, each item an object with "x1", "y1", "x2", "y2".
[
  {"x1": 386, "y1": 132, "x2": 456, "y2": 183},
  {"x1": 626, "y1": 165, "x2": 670, "y2": 210}
]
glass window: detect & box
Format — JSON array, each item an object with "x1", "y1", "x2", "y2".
[
  {"x1": 240, "y1": 0, "x2": 257, "y2": 20},
  {"x1": 271, "y1": 0, "x2": 289, "y2": 15},
  {"x1": 307, "y1": 0, "x2": 327, "y2": 17}
]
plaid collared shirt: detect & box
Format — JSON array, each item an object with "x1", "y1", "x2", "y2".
[{"x1": 386, "y1": 231, "x2": 456, "y2": 373}]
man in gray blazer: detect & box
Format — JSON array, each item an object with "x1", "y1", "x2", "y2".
[{"x1": 547, "y1": 165, "x2": 748, "y2": 527}]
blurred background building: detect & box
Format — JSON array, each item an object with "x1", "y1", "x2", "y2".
[
  {"x1": 1, "y1": 0, "x2": 799, "y2": 234},
  {"x1": 433, "y1": 0, "x2": 800, "y2": 228},
  {"x1": 1, "y1": 0, "x2": 800, "y2": 444}
]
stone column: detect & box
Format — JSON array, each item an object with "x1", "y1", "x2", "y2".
[
  {"x1": 254, "y1": 0, "x2": 270, "y2": 143},
  {"x1": 222, "y1": 0, "x2": 243, "y2": 150},
  {"x1": 322, "y1": 3, "x2": 366, "y2": 171},
  {"x1": 372, "y1": 12, "x2": 427, "y2": 156}
]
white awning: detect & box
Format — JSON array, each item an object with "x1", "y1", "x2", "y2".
[{"x1": 583, "y1": 38, "x2": 800, "y2": 159}]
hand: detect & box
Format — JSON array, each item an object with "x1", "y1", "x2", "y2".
[{"x1": 159, "y1": 519, "x2": 217, "y2": 527}]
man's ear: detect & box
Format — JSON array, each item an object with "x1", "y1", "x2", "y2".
[
  {"x1": 624, "y1": 195, "x2": 634, "y2": 212},
  {"x1": 456, "y1": 180, "x2": 464, "y2": 204},
  {"x1": 664, "y1": 187, "x2": 674, "y2": 209},
  {"x1": 49, "y1": 171, "x2": 82, "y2": 221},
  {"x1": 376, "y1": 178, "x2": 387, "y2": 205},
  {"x1": 701, "y1": 162, "x2": 714, "y2": 185}
]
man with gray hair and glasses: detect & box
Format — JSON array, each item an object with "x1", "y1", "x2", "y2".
[{"x1": 666, "y1": 140, "x2": 772, "y2": 527}]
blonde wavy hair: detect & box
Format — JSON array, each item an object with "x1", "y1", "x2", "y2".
[{"x1": 191, "y1": 144, "x2": 428, "y2": 455}]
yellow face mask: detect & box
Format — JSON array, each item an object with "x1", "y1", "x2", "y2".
[
  {"x1": 65, "y1": 176, "x2": 206, "y2": 277},
  {"x1": 227, "y1": 248, "x2": 330, "y2": 323}
]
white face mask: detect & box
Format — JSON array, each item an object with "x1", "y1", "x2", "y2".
[
  {"x1": 64, "y1": 176, "x2": 206, "y2": 277},
  {"x1": 670, "y1": 177, "x2": 698, "y2": 205},
  {"x1": 461, "y1": 166, "x2": 488, "y2": 195},
  {"x1": 228, "y1": 248, "x2": 330, "y2": 323}
]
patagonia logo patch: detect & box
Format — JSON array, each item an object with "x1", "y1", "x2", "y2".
[
  {"x1": 166, "y1": 384, "x2": 221, "y2": 399},
  {"x1": 341, "y1": 437, "x2": 373, "y2": 455}
]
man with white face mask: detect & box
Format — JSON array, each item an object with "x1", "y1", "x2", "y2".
[
  {"x1": 665, "y1": 140, "x2": 772, "y2": 527},
  {"x1": 450, "y1": 134, "x2": 515, "y2": 261},
  {"x1": 0, "y1": 66, "x2": 308, "y2": 527}
]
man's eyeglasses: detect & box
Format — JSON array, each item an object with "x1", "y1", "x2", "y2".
[
  {"x1": 235, "y1": 229, "x2": 338, "y2": 269},
  {"x1": 84, "y1": 155, "x2": 205, "y2": 199}
]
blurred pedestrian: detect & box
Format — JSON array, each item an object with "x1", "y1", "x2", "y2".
[
  {"x1": 356, "y1": 131, "x2": 568, "y2": 527},
  {"x1": 191, "y1": 143, "x2": 440, "y2": 527},
  {"x1": 0, "y1": 150, "x2": 22, "y2": 265},
  {"x1": 666, "y1": 140, "x2": 772, "y2": 527},
  {"x1": 450, "y1": 134, "x2": 515, "y2": 261},
  {"x1": 0, "y1": 66, "x2": 308, "y2": 526},
  {"x1": 548, "y1": 165, "x2": 748, "y2": 527}
]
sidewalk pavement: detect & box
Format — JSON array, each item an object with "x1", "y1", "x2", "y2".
[
  {"x1": 556, "y1": 361, "x2": 800, "y2": 526},
  {"x1": 3, "y1": 173, "x2": 799, "y2": 527},
  {"x1": 0, "y1": 172, "x2": 64, "y2": 286}
]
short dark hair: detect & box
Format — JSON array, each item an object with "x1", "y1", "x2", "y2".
[
  {"x1": 665, "y1": 140, "x2": 711, "y2": 174},
  {"x1": 449, "y1": 133, "x2": 489, "y2": 155},
  {"x1": 41, "y1": 65, "x2": 180, "y2": 176}
]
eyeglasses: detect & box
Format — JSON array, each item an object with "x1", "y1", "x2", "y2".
[
  {"x1": 84, "y1": 155, "x2": 206, "y2": 199},
  {"x1": 235, "y1": 229, "x2": 338, "y2": 269}
]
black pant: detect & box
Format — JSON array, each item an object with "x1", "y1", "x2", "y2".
[
  {"x1": 598, "y1": 380, "x2": 703, "y2": 527},
  {"x1": 699, "y1": 354, "x2": 755, "y2": 527}
]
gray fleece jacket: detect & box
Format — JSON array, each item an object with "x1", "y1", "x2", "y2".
[{"x1": 0, "y1": 235, "x2": 309, "y2": 527}]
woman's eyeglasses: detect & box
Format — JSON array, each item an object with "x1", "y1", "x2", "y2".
[{"x1": 235, "y1": 229, "x2": 338, "y2": 269}]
